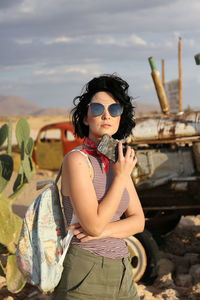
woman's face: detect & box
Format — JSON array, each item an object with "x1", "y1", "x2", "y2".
[{"x1": 84, "y1": 91, "x2": 121, "y2": 142}]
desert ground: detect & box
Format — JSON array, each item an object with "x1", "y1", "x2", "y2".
[{"x1": 0, "y1": 116, "x2": 200, "y2": 299}]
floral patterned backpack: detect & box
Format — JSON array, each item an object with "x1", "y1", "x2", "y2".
[{"x1": 16, "y1": 150, "x2": 92, "y2": 293}]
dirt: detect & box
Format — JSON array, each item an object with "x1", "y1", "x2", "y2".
[{"x1": 0, "y1": 168, "x2": 199, "y2": 299}]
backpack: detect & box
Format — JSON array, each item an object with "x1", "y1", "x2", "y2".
[{"x1": 16, "y1": 149, "x2": 92, "y2": 293}]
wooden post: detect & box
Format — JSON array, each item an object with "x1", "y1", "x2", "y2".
[
  {"x1": 178, "y1": 37, "x2": 183, "y2": 112},
  {"x1": 161, "y1": 59, "x2": 165, "y2": 86}
]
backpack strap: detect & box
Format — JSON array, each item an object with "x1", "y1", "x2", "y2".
[
  {"x1": 58, "y1": 149, "x2": 94, "y2": 265},
  {"x1": 36, "y1": 168, "x2": 61, "y2": 190},
  {"x1": 55, "y1": 167, "x2": 62, "y2": 184},
  {"x1": 58, "y1": 213, "x2": 78, "y2": 266}
]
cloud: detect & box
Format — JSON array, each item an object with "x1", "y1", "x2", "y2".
[
  {"x1": 44, "y1": 36, "x2": 75, "y2": 45},
  {"x1": 95, "y1": 34, "x2": 147, "y2": 47},
  {"x1": 129, "y1": 34, "x2": 147, "y2": 46},
  {"x1": 0, "y1": 0, "x2": 200, "y2": 109},
  {"x1": 33, "y1": 63, "x2": 101, "y2": 77},
  {"x1": 15, "y1": 38, "x2": 33, "y2": 45}
]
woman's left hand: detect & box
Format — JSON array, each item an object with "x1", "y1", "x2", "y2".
[{"x1": 66, "y1": 223, "x2": 104, "y2": 242}]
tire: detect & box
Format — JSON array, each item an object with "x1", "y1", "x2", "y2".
[
  {"x1": 125, "y1": 229, "x2": 159, "y2": 284},
  {"x1": 125, "y1": 236, "x2": 147, "y2": 282},
  {"x1": 145, "y1": 211, "x2": 181, "y2": 237}
]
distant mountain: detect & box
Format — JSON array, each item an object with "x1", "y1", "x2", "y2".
[
  {"x1": 32, "y1": 108, "x2": 68, "y2": 116},
  {"x1": 0, "y1": 95, "x2": 39, "y2": 116},
  {"x1": 134, "y1": 102, "x2": 161, "y2": 115},
  {"x1": 0, "y1": 95, "x2": 67, "y2": 116},
  {"x1": 0, "y1": 94, "x2": 162, "y2": 116}
]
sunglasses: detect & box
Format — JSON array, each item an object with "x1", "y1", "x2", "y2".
[{"x1": 88, "y1": 102, "x2": 123, "y2": 117}]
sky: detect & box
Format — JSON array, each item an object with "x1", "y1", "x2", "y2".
[{"x1": 0, "y1": 0, "x2": 200, "y2": 111}]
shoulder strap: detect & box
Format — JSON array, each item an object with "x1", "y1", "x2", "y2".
[
  {"x1": 70, "y1": 148, "x2": 94, "y2": 179},
  {"x1": 56, "y1": 147, "x2": 93, "y2": 184},
  {"x1": 55, "y1": 167, "x2": 62, "y2": 184}
]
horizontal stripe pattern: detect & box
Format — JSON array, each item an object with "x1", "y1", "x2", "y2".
[{"x1": 62, "y1": 154, "x2": 130, "y2": 258}]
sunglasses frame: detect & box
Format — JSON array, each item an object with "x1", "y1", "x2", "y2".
[{"x1": 88, "y1": 102, "x2": 123, "y2": 117}]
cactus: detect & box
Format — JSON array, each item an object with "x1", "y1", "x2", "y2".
[
  {"x1": 7, "y1": 120, "x2": 12, "y2": 155},
  {"x1": 6, "y1": 254, "x2": 26, "y2": 293},
  {"x1": 0, "y1": 154, "x2": 13, "y2": 193},
  {"x1": 0, "y1": 118, "x2": 35, "y2": 293},
  {"x1": 0, "y1": 124, "x2": 8, "y2": 147},
  {"x1": 16, "y1": 118, "x2": 30, "y2": 149}
]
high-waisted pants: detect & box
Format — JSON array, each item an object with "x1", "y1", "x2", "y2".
[{"x1": 53, "y1": 244, "x2": 139, "y2": 300}]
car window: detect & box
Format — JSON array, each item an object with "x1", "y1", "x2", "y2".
[
  {"x1": 40, "y1": 129, "x2": 61, "y2": 142},
  {"x1": 65, "y1": 130, "x2": 75, "y2": 141}
]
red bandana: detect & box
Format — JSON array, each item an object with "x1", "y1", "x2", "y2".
[{"x1": 81, "y1": 137, "x2": 110, "y2": 173}]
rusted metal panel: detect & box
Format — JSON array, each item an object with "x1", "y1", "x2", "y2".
[
  {"x1": 128, "y1": 111, "x2": 200, "y2": 143},
  {"x1": 132, "y1": 148, "x2": 195, "y2": 190},
  {"x1": 193, "y1": 142, "x2": 200, "y2": 172}
]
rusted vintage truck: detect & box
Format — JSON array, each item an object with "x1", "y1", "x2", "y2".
[
  {"x1": 126, "y1": 111, "x2": 200, "y2": 282},
  {"x1": 32, "y1": 122, "x2": 83, "y2": 170}
]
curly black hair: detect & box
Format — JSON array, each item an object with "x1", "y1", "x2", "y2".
[{"x1": 71, "y1": 74, "x2": 135, "y2": 139}]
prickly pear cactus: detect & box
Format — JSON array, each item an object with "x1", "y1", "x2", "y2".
[{"x1": 0, "y1": 118, "x2": 35, "y2": 293}]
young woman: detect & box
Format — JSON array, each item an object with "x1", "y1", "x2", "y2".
[{"x1": 53, "y1": 74, "x2": 145, "y2": 299}]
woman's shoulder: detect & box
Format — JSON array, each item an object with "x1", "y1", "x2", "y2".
[
  {"x1": 63, "y1": 146, "x2": 91, "y2": 168},
  {"x1": 64, "y1": 147, "x2": 84, "y2": 161},
  {"x1": 62, "y1": 147, "x2": 94, "y2": 179}
]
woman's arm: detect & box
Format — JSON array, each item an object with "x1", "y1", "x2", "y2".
[
  {"x1": 100, "y1": 176, "x2": 145, "y2": 238},
  {"x1": 62, "y1": 142, "x2": 136, "y2": 236},
  {"x1": 67, "y1": 177, "x2": 145, "y2": 241}
]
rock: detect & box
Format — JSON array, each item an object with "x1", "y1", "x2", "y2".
[
  {"x1": 157, "y1": 258, "x2": 175, "y2": 277},
  {"x1": 191, "y1": 282, "x2": 200, "y2": 298},
  {"x1": 156, "y1": 273, "x2": 176, "y2": 289},
  {"x1": 137, "y1": 284, "x2": 154, "y2": 299},
  {"x1": 175, "y1": 257, "x2": 190, "y2": 275},
  {"x1": 0, "y1": 276, "x2": 6, "y2": 289},
  {"x1": 189, "y1": 264, "x2": 200, "y2": 284},
  {"x1": 160, "y1": 288, "x2": 180, "y2": 300},
  {"x1": 175, "y1": 274, "x2": 192, "y2": 287},
  {"x1": 184, "y1": 253, "x2": 200, "y2": 266}
]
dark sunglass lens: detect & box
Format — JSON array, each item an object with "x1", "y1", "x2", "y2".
[
  {"x1": 90, "y1": 103, "x2": 104, "y2": 116},
  {"x1": 109, "y1": 104, "x2": 123, "y2": 116}
]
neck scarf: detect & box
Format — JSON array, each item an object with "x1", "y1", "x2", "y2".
[{"x1": 81, "y1": 137, "x2": 110, "y2": 173}]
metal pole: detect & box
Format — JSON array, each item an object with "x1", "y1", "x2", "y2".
[
  {"x1": 178, "y1": 37, "x2": 183, "y2": 112},
  {"x1": 161, "y1": 59, "x2": 165, "y2": 86}
]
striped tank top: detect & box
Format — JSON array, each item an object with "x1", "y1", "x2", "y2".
[{"x1": 62, "y1": 153, "x2": 130, "y2": 259}]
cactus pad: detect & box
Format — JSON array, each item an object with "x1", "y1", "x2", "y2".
[
  {"x1": 16, "y1": 118, "x2": 30, "y2": 149},
  {"x1": 6, "y1": 254, "x2": 26, "y2": 293},
  {"x1": 0, "y1": 154, "x2": 13, "y2": 193},
  {"x1": 0, "y1": 124, "x2": 8, "y2": 147}
]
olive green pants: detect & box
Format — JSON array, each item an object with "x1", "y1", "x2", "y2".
[{"x1": 53, "y1": 244, "x2": 139, "y2": 300}]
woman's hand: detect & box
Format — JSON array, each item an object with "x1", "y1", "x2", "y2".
[
  {"x1": 112, "y1": 142, "x2": 137, "y2": 178},
  {"x1": 66, "y1": 223, "x2": 105, "y2": 242}
]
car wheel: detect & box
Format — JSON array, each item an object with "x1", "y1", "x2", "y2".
[{"x1": 125, "y1": 229, "x2": 159, "y2": 284}]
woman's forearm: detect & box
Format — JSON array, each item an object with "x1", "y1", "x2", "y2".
[
  {"x1": 70, "y1": 215, "x2": 145, "y2": 242},
  {"x1": 102, "y1": 215, "x2": 145, "y2": 239}
]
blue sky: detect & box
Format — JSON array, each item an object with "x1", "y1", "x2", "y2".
[{"x1": 0, "y1": 0, "x2": 200, "y2": 111}]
